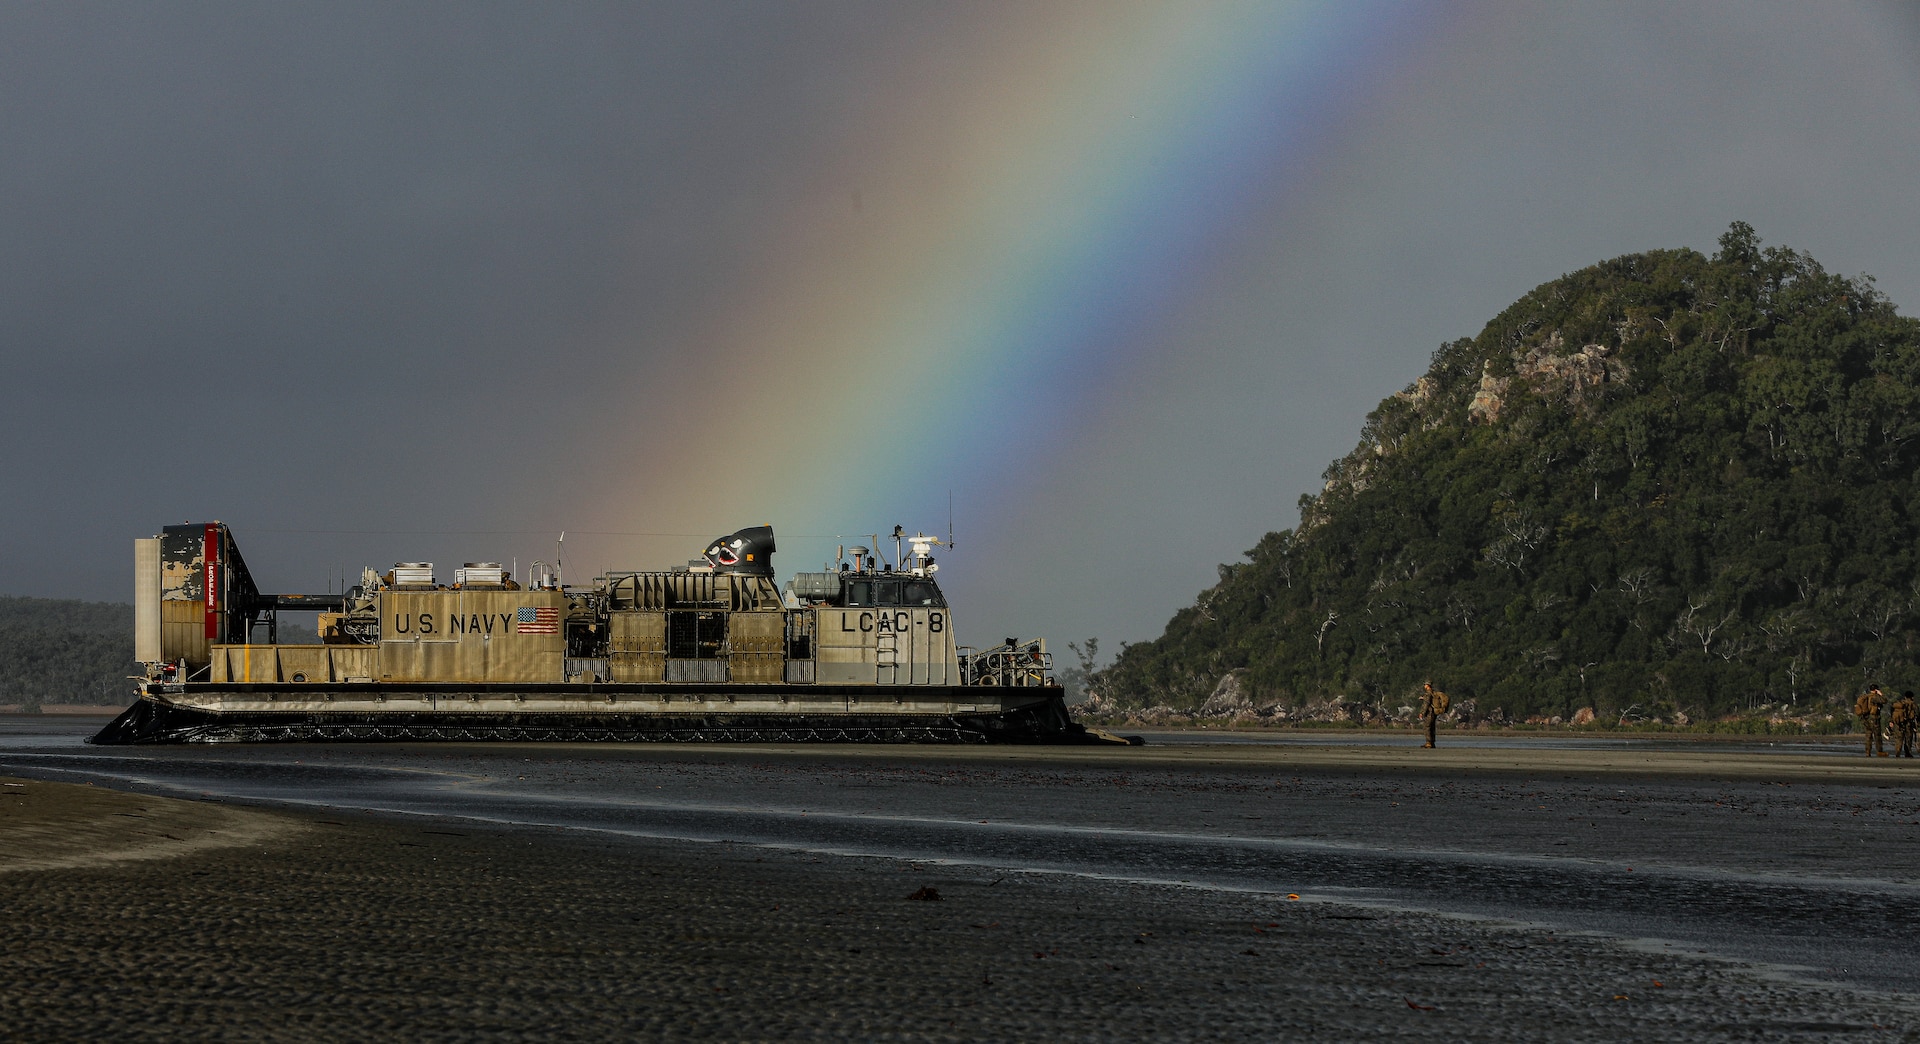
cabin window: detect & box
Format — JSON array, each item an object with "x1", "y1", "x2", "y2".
[
  {"x1": 846, "y1": 580, "x2": 902, "y2": 605},
  {"x1": 845, "y1": 580, "x2": 929, "y2": 606},
  {"x1": 903, "y1": 580, "x2": 945, "y2": 607}
]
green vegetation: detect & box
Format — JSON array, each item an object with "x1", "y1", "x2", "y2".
[
  {"x1": 0, "y1": 596, "x2": 135, "y2": 710},
  {"x1": 1095, "y1": 225, "x2": 1920, "y2": 724}
]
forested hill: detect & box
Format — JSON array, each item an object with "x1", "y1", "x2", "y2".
[
  {"x1": 0, "y1": 596, "x2": 135, "y2": 709},
  {"x1": 1094, "y1": 224, "x2": 1920, "y2": 722}
]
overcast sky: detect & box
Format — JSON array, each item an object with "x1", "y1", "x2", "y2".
[{"x1": 3, "y1": 1, "x2": 1918, "y2": 659}]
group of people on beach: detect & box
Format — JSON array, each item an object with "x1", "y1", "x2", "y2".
[
  {"x1": 1413, "y1": 680, "x2": 1918, "y2": 756},
  {"x1": 1855, "y1": 685, "x2": 1918, "y2": 758}
]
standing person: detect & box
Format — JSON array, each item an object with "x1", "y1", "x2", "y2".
[
  {"x1": 1891, "y1": 690, "x2": 1918, "y2": 759},
  {"x1": 1419, "y1": 681, "x2": 1449, "y2": 749},
  {"x1": 1854, "y1": 685, "x2": 1889, "y2": 757}
]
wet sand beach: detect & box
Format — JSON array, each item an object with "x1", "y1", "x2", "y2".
[
  {"x1": 5, "y1": 724, "x2": 1920, "y2": 1041},
  {"x1": 2, "y1": 774, "x2": 1916, "y2": 1042},
  {"x1": 2, "y1": 772, "x2": 297, "y2": 873}
]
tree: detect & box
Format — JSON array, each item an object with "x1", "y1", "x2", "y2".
[{"x1": 1094, "y1": 225, "x2": 1920, "y2": 719}]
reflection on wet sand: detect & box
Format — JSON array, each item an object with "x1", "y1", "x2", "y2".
[{"x1": 2, "y1": 716, "x2": 1917, "y2": 1038}]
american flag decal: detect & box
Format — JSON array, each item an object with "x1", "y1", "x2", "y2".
[{"x1": 516, "y1": 606, "x2": 559, "y2": 634}]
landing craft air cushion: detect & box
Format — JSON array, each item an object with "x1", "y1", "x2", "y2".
[{"x1": 94, "y1": 523, "x2": 1132, "y2": 745}]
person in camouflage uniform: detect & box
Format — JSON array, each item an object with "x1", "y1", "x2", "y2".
[
  {"x1": 1855, "y1": 685, "x2": 1888, "y2": 757},
  {"x1": 1419, "y1": 681, "x2": 1449, "y2": 749},
  {"x1": 1891, "y1": 690, "x2": 1917, "y2": 759}
]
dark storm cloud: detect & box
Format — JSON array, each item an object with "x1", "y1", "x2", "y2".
[{"x1": 0, "y1": 1, "x2": 974, "y2": 593}]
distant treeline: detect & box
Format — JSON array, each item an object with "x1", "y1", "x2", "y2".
[{"x1": 0, "y1": 596, "x2": 135, "y2": 709}]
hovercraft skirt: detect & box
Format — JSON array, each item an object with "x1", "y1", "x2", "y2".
[{"x1": 90, "y1": 687, "x2": 1103, "y2": 746}]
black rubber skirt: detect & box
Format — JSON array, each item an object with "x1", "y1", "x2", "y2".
[{"x1": 89, "y1": 695, "x2": 1131, "y2": 746}]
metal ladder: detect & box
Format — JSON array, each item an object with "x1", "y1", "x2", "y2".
[{"x1": 876, "y1": 631, "x2": 899, "y2": 684}]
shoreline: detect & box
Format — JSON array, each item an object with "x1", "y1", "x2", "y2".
[
  {"x1": 5, "y1": 711, "x2": 1914, "y2": 785},
  {"x1": 0, "y1": 705, "x2": 1879, "y2": 745}
]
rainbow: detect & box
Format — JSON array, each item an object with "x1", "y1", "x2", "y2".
[{"x1": 573, "y1": 0, "x2": 1435, "y2": 579}]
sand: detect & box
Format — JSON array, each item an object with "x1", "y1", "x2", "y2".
[
  {"x1": 4, "y1": 774, "x2": 1918, "y2": 1041},
  {"x1": 1, "y1": 775, "x2": 298, "y2": 874}
]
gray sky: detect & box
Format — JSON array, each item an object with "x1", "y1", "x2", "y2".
[{"x1": 3, "y1": 2, "x2": 1918, "y2": 661}]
